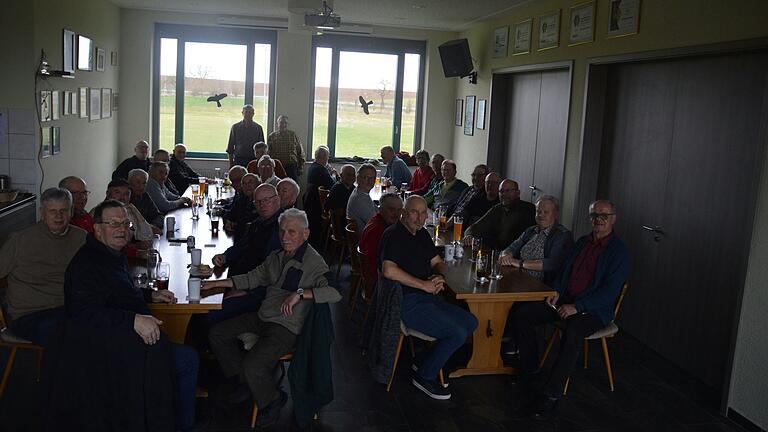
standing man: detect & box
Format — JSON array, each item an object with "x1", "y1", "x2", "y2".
[
  {"x1": 379, "y1": 196, "x2": 477, "y2": 400},
  {"x1": 347, "y1": 164, "x2": 378, "y2": 233},
  {"x1": 227, "y1": 104, "x2": 265, "y2": 168},
  {"x1": 512, "y1": 200, "x2": 628, "y2": 419},
  {"x1": 113, "y1": 140, "x2": 151, "y2": 181},
  {"x1": 380, "y1": 145, "x2": 412, "y2": 188},
  {"x1": 267, "y1": 115, "x2": 304, "y2": 180},
  {"x1": 0, "y1": 188, "x2": 87, "y2": 348},
  {"x1": 59, "y1": 176, "x2": 94, "y2": 233},
  {"x1": 168, "y1": 143, "x2": 201, "y2": 194},
  {"x1": 463, "y1": 179, "x2": 535, "y2": 250}
]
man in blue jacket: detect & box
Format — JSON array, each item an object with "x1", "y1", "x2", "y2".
[{"x1": 512, "y1": 199, "x2": 629, "y2": 419}]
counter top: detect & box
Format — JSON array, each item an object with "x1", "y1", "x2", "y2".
[{"x1": 0, "y1": 193, "x2": 36, "y2": 216}]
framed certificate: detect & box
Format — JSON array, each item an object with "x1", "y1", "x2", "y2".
[
  {"x1": 538, "y1": 10, "x2": 560, "y2": 51},
  {"x1": 512, "y1": 19, "x2": 532, "y2": 55},
  {"x1": 607, "y1": 0, "x2": 641, "y2": 38},
  {"x1": 493, "y1": 26, "x2": 509, "y2": 58},
  {"x1": 569, "y1": 1, "x2": 595, "y2": 46},
  {"x1": 455, "y1": 99, "x2": 463, "y2": 126},
  {"x1": 464, "y1": 95, "x2": 475, "y2": 136}
]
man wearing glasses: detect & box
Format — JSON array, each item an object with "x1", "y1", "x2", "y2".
[
  {"x1": 347, "y1": 164, "x2": 378, "y2": 234},
  {"x1": 511, "y1": 200, "x2": 629, "y2": 419},
  {"x1": 59, "y1": 176, "x2": 94, "y2": 233}
]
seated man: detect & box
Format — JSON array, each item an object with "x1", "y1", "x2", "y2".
[
  {"x1": 105, "y1": 179, "x2": 159, "y2": 257},
  {"x1": 0, "y1": 188, "x2": 86, "y2": 348},
  {"x1": 49, "y1": 200, "x2": 198, "y2": 430},
  {"x1": 379, "y1": 196, "x2": 477, "y2": 400},
  {"x1": 512, "y1": 200, "x2": 628, "y2": 419},
  {"x1": 224, "y1": 173, "x2": 260, "y2": 241},
  {"x1": 247, "y1": 142, "x2": 287, "y2": 179},
  {"x1": 413, "y1": 153, "x2": 444, "y2": 196},
  {"x1": 128, "y1": 168, "x2": 164, "y2": 229},
  {"x1": 168, "y1": 143, "x2": 201, "y2": 194},
  {"x1": 256, "y1": 155, "x2": 280, "y2": 187},
  {"x1": 500, "y1": 195, "x2": 574, "y2": 286},
  {"x1": 305, "y1": 146, "x2": 337, "y2": 247},
  {"x1": 359, "y1": 193, "x2": 403, "y2": 289},
  {"x1": 464, "y1": 179, "x2": 535, "y2": 250},
  {"x1": 448, "y1": 164, "x2": 489, "y2": 221},
  {"x1": 113, "y1": 140, "x2": 150, "y2": 180},
  {"x1": 203, "y1": 209, "x2": 341, "y2": 427},
  {"x1": 59, "y1": 176, "x2": 94, "y2": 233},
  {"x1": 407, "y1": 149, "x2": 434, "y2": 193},
  {"x1": 380, "y1": 145, "x2": 412, "y2": 188},
  {"x1": 145, "y1": 161, "x2": 192, "y2": 213},
  {"x1": 324, "y1": 164, "x2": 356, "y2": 212},
  {"x1": 152, "y1": 149, "x2": 180, "y2": 195},
  {"x1": 277, "y1": 178, "x2": 300, "y2": 209},
  {"x1": 346, "y1": 163, "x2": 378, "y2": 233},
  {"x1": 425, "y1": 160, "x2": 468, "y2": 213},
  {"x1": 218, "y1": 165, "x2": 248, "y2": 208}
]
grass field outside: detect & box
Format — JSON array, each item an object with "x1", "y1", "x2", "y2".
[{"x1": 161, "y1": 95, "x2": 417, "y2": 158}]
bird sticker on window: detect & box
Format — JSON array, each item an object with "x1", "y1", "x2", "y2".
[
  {"x1": 358, "y1": 96, "x2": 373, "y2": 115},
  {"x1": 207, "y1": 93, "x2": 228, "y2": 107}
]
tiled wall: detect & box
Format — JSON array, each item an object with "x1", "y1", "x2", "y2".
[{"x1": 0, "y1": 107, "x2": 39, "y2": 193}]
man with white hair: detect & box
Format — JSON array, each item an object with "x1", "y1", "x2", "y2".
[
  {"x1": 380, "y1": 145, "x2": 411, "y2": 188},
  {"x1": 305, "y1": 146, "x2": 337, "y2": 247},
  {"x1": 145, "y1": 161, "x2": 192, "y2": 213},
  {"x1": 325, "y1": 164, "x2": 356, "y2": 213},
  {"x1": 0, "y1": 188, "x2": 87, "y2": 347},
  {"x1": 59, "y1": 176, "x2": 94, "y2": 233},
  {"x1": 347, "y1": 164, "x2": 378, "y2": 233},
  {"x1": 227, "y1": 104, "x2": 265, "y2": 167},
  {"x1": 168, "y1": 143, "x2": 201, "y2": 193},
  {"x1": 113, "y1": 140, "x2": 151, "y2": 181},
  {"x1": 152, "y1": 149, "x2": 180, "y2": 195},
  {"x1": 276, "y1": 178, "x2": 300, "y2": 209},
  {"x1": 128, "y1": 168, "x2": 164, "y2": 228},
  {"x1": 257, "y1": 155, "x2": 280, "y2": 187},
  {"x1": 267, "y1": 115, "x2": 304, "y2": 180},
  {"x1": 203, "y1": 208, "x2": 341, "y2": 427},
  {"x1": 247, "y1": 142, "x2": 287, "y2": 179}
]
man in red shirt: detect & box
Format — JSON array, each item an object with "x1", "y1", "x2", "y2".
[
  {"x1": 511, "y1": 200, "x2": 629, "y2": 419},
  {"x1": 359, "y1": 193, "x2": 404, "y2": 290},
  {"x1": 59, "y1": 176, "x2": 94, "y2": 233},
  {"x1": 407, "y1": 150, "x2": 435, "y2": 193}
]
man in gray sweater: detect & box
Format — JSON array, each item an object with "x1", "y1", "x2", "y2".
[
  {"x1": 203, "y1": 208, "x2": 341, "y2": 428},
  {"x1": 0, "y1": 188, "x2": 87, "y2": 347}
]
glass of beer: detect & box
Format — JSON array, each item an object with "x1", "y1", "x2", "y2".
[
  {"x1": 470, "y1": 237, "x2": 482, "y2": 262},
  {"x1": 474, "y1": 249, "x2": 488, "y2": 283},
  {"x1": 155, "y1": 262, "x2": 170, "y2": 290},
  {"x1": 210, "y1": 214, "x2": 220, "y2": 234},
  {"x1": 453, "y1": 216, "x2": 463, "y2": 242},
  {"x1": 198, "y1": 177, "x2": 207, "y2": 197},
  {"x1": 191, "y1": 184, "x2": 199, "y2": 203},
  {"x1": 375, "y1": 170, "x2": 381, "y2": 187},
  {"x1": 438, "y1": 207, "x2": 447, "y2": 231}
]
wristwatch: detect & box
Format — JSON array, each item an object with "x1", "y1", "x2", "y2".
[
  {"x1": 296, "y1": 288, "x2": 304, "y2": 300},
  {"x1": 519, "y1": 260, "x2": 525, "y2": 271}
]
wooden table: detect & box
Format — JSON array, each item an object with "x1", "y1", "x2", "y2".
[
  {"x1": 138, "y1": 189, "x2": 234, "y2": 343},
  {"x1": 434, "y1": 230, "x2": 556, "y2": 378}
]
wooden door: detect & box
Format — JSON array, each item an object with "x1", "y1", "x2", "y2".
[
  {"x1": 530, "y1": 68, "x2": 570, "y2": 201},
  {"x1": 505, "y1": 72, "x2": 540, "y2": 201}
]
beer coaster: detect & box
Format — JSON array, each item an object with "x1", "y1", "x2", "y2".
[{"x1": 204, "y1": 244, "x2": 216, "y2": 247}]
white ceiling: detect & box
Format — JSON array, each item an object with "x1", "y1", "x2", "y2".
[{"x1": 109, "y1": 0, "x2": 530, "y2": 31}]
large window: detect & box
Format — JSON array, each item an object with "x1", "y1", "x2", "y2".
[
  {"x1": 309, "y1": 35, "x2": 426, "y2": 159},
  {"x1": 153, "y1": 24, "x2": 276, "y2": 158}
]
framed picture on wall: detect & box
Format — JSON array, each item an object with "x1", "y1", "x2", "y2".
[
  {"x1": 51, "y1": 91, "x2": 60, "y2": 120},
  {"x1": 89, "y1": 88, "x2": 101, "y2": 121},
  {"x1": 455, "y1": 98, "x2": 463, "y2": 126},
  {"x1": 41, "y1": 127, "x2": 52, "y2": 158},
  {"x1": 113, "y1": 93, "x2": 119, "y2": 111},
  {"x1": 79, "y1": 87, "x2": 88, "y2": 118},
  {"x1": 607, "y1": 0, "x2": 641, "y2": 38},
  {"x1": 78, "y1": 35, "x2": 93, "y2": 71},
  {"x1": 101, "y1": 88, "x2": 112, "y2": 118},
  {"x1": 513, "y1": 19, "x2": 532, "y2": 55},
  {"x1": 477, "y1": 99, "x2": 487, "y2": 130},
  {"x1": 70, "y1": 91, "x2": 78, "y2": 116},
  {"x1": 464, "y1": 95, "x2": 475, "y2": 136},
  {"x1": 63, "y1": 29, "x2": 76, "y2": 73},
  {"x1": 40, "y1": 91, "x2": 52, "y2": 122},
  {"x1": 52, "y1": 127, "x2": 61, "y2": 155},
  {"x1": 492, "y1": 26, "x2": 509, "y2": 58},
  {"x1": 538, "y1": 10, "x2": 561, "y2": 50},
  {"x1": 62, "y1": 91, "x2": 70, "y2": 116},
  {"x1": 569, "y1": 1, "x2": 595, "y2": 46}
]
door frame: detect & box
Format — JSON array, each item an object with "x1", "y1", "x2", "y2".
[
  {"x1": 486, "y1": 60, "x2": 573, "y2": 194},
  {"x1": 575, "y1": 37, "x2": 768, "y2": 413}
]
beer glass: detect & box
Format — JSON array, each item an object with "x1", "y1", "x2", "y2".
[
  {"x1": 155, "y1": 262, "x2": 170, "y2": 290},
  {"x1": 453, "y1": 216, "x2": 463, "y2": 242}
]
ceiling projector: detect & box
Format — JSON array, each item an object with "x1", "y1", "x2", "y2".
[{"x1": 304, "y1": 12, "x2": 341, "y2": 28}]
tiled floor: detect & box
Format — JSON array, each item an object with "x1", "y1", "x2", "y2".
[{"x1": 0, "y1": 267, "x2": 750, "y2": 431}]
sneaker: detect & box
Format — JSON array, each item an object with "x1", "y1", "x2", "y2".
[
  {"x1": 411, "y1": 364, "x2": 450, "y2": 388},
  {"x1": 412, "y1": 374, "x2": 451, "y2": 400},
  {"x1": 257, "y1": 389, "x2": 288, "y2": 428}
]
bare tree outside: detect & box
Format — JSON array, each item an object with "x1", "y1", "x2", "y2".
[{"x1": 376, "y1": 79, "x2": 393, "y2": 111}]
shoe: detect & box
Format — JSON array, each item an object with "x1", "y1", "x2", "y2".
[
  {"x1": 531, "y1": 393, "x2": 559, "y2": 421},
  {"x1": 226, "y1": 382, "x2": 252, "y2": 404},
  {"x1": 411, "y1": 364, "x2": 450, "y2": 388},
  {"x1": 412, "y1": 374, "x2": 451, "y2": 400},
  {"x1": 256, "y1": 389, "x2": 288, "y2": 428},
  {"x1": 501, "y1": 340, "x2": 519, "y2": 356}
]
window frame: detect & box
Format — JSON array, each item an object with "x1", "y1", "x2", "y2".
[
  {"x1": 307, "y1": 34, "x2": 426, "y2": 160},
  {"x1": 152, "y1": 24, "x2": 277, "y2": 159}
]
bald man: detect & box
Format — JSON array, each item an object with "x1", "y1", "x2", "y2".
[
  {"x1": 168, "y1": 143, "x2": 201, "y2": 193},
  {"x1": 59, "y1": 176, "x2": 94, "y2": 233},
  {"x1": 324, "y1": 164, "x2": 356, "y2": 212},
  {"x1": 453, "y1": 171, "x2": 501, "y2": 230},
  {"x1": 113, "y1": 140, "x2": 151, "y2": 180},
  {"x1": 464, "y1": 179, "x2": 535, "y2": 250}
]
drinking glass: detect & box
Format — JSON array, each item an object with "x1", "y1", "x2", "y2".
[
  {"x1": 191, "y1": 184, "x2": 199, "y2": 203},
  {"x1": 147, "y1": 251, "x2": 160, "y2": 282},
  {"x1": 438, "y1": 207, "x2": 447, "y2": 231},
  {"x1": 470, "y1": 237, "x2": 482, "y2": 262},
  {"x1": 474, "y1": 250, "x2": 489, "y2": 283},
  {"x1": 155, "y1": 262, "x2": 170, "y2": 290},
  {"x1": 489, "y1": 250, "x2": 503, "y2": 280},
  {"x1": 453, "y1": 216, "x2": 463, "y2": 242},
  {"x1": 210, "y1": 214, "x2": 220, "y2": 234},
  {"x1": 191, "y1": 199, "x2": 199, "y2": 220},
  {"x1": 198, "y1": 177, "x2": 207, "y2": 197},
  {"x1": 188, "y1": 278, "x2": 202, "y2": 302}
]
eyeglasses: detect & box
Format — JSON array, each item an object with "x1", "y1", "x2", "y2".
[
  {"x1": 589, "y1": 212, "x2": 615, "y2": 221},
  {"x1": 254, "y1": 194, "x2": 278, "y2": 206},
  {"x1": 71, "y1": 191, "x2": 90, "y2": 196},
  {"x1": 97, "y1": 220, "x2": 134, "y2": 229}
]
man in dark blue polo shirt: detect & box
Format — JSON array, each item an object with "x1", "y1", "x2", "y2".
[
  {"x1": 379, "y1": 195, "x2": 477, "y2": 400},
  {"x1": 512, "y1": 199, "x2": 629, "y2": 419}
]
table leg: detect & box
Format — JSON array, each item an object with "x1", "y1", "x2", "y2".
[
  {"x1": 154, "y1": 312, "x2": 193, "y2": 344},
  {"x1": 450, "y1": 299, "x2": 517, "y2": 378}
]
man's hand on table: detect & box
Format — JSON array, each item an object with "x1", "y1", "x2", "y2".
[
  {"x1": 499, "y1": 254, "x2": 520, "y2": 267},
  {"x1": 151, "y1": 290, "x2": 177, "y2": 304},
  {"x1": 212, "y1": 254, "x2": 227, "y2": 268},
  {"x1": 201, "y1": 278, "x2": 234, "y2": 295},
  {"x1": 134, "y1": 314, "x2": 163, "y2": 345}
]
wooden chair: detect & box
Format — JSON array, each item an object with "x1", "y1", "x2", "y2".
[
  {"x1": 328, "y1": 209, "x2": 349, "y2": 280},
  {"x1": 386, "y1": 322, "x2": 446, "y2": 392},
  {"x1": 344, "y1": 224, "x2": 364, "y2": 315},
  {"x1": 0, "y1": 278, "x2": 44, "y2": 399},
  {"x1": 538, "y1": 283, "x2": 629, "y2": 395},
  {"x1": 317, "y1": 187, "x2": 331, "y2": 252},
  {"x1": 250, "y1": 352, "x2": 294, "y2": 429}
]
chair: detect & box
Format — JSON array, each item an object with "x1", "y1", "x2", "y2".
[
  {"x1": 328, "y1": 209, "x2": 349, "y2": 279},
  {"x1": 354, "y1": 246, "x2": 377, "y2": 330},
  {"x1": 538, "y1": 283, "x2": 629, "y2": 395},
  {"x1": 250, "y1": 352, "x2": 294, "y2": 429},
  {"x1": 0, "y1": 278, "x2": 45, "y2": 399},
  {"x1": 386, "y1": 321, "x2": 446, "y2": 392},
  {"x1": 318, "y1": 187, "x2": 331, "y2": 251},
  {"x1": 344, "y1": 224, "x2": 364, "y2": 315}
]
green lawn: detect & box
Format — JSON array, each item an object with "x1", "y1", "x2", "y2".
[{"x1": 160, "y1": 95, "x2": 417, "y2": 158}]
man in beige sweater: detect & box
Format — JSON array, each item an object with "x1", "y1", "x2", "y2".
[{"x1": 0, "y1": 188, "x2": 87, "y2": 347}]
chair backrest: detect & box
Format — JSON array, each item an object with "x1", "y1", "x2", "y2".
[
  {"x1": 614, "y1": 283, "x2": 629, "y2": 318},
  {"x1": 330, "y1": 208, "x2": 347, "y2": 240},
  {"x1": 0, "y1": 277, "x2": 10, "y2": 330},
  {"x1": 345, "y1": 224, "x2": 362, "y2": 272},
  {"x1": 346, "y1": 217, "x2": 357, "y2": 232},
  {"x1": 318, "y1": 186, "x2": 330, "y2": 210},
  {"x1": 357, "y1": 246, "x2": 377, "y2": 301}
]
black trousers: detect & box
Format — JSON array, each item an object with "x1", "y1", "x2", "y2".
[{"x1": 512, "y1": 301, "x2": 603, "y2": 396}]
